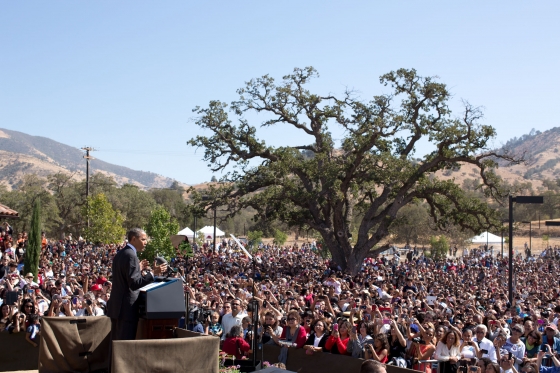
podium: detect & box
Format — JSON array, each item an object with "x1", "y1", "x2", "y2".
[{"x1": 137, "y1": 278, "x2": 185, "y2": 339}]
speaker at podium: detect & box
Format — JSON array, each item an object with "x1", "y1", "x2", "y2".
[{"x1": 137, "y1": 278, "x2": 186, "y2": 339}]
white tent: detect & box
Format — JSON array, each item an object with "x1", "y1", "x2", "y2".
[
  {"x1": 471, "y1": 231, "x2": 504, "y2": 244},
  {"x1": 198, "y1": 225, "x2": 225, "y2": 240},
  {"x1": 177, "y1": 227, "x2": 195, "y2": 238},
  {"x1": 169, "y1": 227, "x2": 195, "y2": 248}
]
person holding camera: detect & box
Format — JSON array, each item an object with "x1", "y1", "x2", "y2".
[
  {"x1": 347, "y1": 320, "x2": 375, "y2": 358},
  {"x1": 260, "y1": 311, "x2": 282, "y2": 345},
  {"x1": 46, "y1": 294, "x2": 73, "y2": 317},
  {"x1": 325, "y1": 319, "x2": 351, "y2": 355},
  {"x1": 409, "y1": 325, "x2": 436, "y2": 373},
  {"x1": 364, "y1": 334, "x2": 389, "y2": 363},
  {"x1": 474, "y1": 324, "x2": 498, "y2": 362},
  {"x1": 537, "y1": 344, "x2": 560, "y2": 373},
  {"x1": 502, "y1": 324, "x2": 526, "y2": 370}
]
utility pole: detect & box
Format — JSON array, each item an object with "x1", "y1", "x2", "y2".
[
  {"x1": 81, "y1": 147, "x2": 96, "y2": 198},
  {"x1": 81, "y1": 147, "x2": 95, "y2": 229}
]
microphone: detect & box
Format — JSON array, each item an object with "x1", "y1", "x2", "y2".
[{"x1": 154, "y1": 256, "x2": 172, "y2": 278}]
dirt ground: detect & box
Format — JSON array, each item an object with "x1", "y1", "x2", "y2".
[{"x1": 263, "y1": 234, "x2": 560, "y2": 256}]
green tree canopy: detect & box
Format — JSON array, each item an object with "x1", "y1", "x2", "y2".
[
  {"x1": 273, "y1": 229, "x2": 288, "y2": 246},
  {"x1": 429, "y1": 236, "x2": 449, "y2": 261},
  {"x1": 24, "y1": 199, "x2": 41, "y2": 281},
  {"x1": 1, "y1": 174, "x2": 59, "y2": 234},
  {"x1": 82, "y1": 193, "x2": 126, "y2": 244},
  {"x1": 188, "y1": 67, "x2": 520, "y2": 274},
  {"x1": 142, "y1": 206, "x2": 179, "y2": 262}
]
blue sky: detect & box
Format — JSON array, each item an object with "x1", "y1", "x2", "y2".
[{"x1": 1, "y1": 1, "x2": 559, "y2": 185}]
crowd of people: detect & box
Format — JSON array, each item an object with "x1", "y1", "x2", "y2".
[{"x1": 2, "y1": 221, "x2": 560, "y2": 373}]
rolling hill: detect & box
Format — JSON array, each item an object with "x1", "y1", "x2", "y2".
[{"x1": 0, "y1": 128, "x2": 178, "y2": 190}]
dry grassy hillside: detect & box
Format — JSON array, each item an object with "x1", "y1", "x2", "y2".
[{"x1": 0, "y1": 128, "x2": 178, "y2": 190}]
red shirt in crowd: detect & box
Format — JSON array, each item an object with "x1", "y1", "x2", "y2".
[
  {"x1": 325, "y1": 335, "x2": 350, "y2": 355},
  {"x1": 279, "y1": 326, "x2": 307, "y2": 348},
  {"x1": 222, "y1": 336, "x2": 251, "y2": 359}
]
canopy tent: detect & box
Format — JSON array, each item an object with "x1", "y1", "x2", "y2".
[
  {"x1": 169, "y1": 227, "x2": 195, "y2": 248},
  {"x1": 198, "y1": 225, "x2": 225, "y2": 240},
  {"x1": 177, "y1": 227, "x2": 195, "y2": 238},
  {"x1": 470, "y1": 231, "x2": 504, "y2": 244}
]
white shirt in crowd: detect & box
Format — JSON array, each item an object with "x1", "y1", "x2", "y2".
[{"x1": 473, "y1": 336, "x2": 498, "y2": 363}]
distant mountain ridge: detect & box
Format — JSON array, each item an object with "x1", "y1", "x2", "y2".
[{"x1": 0, "y1": 128, "x2": 177, "y2": 190}]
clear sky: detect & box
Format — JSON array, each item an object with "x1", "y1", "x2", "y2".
[{"x1": 1, "y1": 1, "x2": 559, "y2": 185}]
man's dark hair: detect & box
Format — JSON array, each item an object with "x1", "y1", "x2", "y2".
[
  {"x1": 360, "y1": 360, "x2": 386, "y2": 373},
  {"x1": 127, "y1": 228, "x2": 145, "y2": 242}
]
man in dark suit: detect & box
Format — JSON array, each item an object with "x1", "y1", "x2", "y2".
[{"x1": 107, "y1": 228, "x2": 167, "y2": 341}]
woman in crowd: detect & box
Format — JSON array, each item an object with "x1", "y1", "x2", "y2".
[
  {"x1": 523, "y1": 330, "x2": 542, "y2": 363},
  {"x1": 261, "y1": 311, "x2": 283, "y2": 345},
  {"x1": 347, "y1": 320, "x2": 375, "y2": 358},
  {"x1": 364, "y1": 333, "x2": 389, "y2": 363},
  {"x1": 0, "y1": 304, "x2": 13, "y2": 332},
  {"x1": 222, "y1": 325, "x2": 251, "y2": 359},
  {"x1": 460, "y1": 328, "x2": 480, "y2": 364},
  {"x1": 388, "y1": 319, "x2": 408, "y2": 361},
  {"x1": 505, "y1": 324, "x2": 526, "y2": 370},
  {"x1": 325, "y1": 319, "x2": 351, "y2": 355},
  {"x1": 411, "y1": 326, "x2": 436, "y2": 373},
  {"x1": 270, "y1": 310, "x2": 306, "y2": 348},
  {"x1": 303, "y1": 318, "x2": 329, "y2": 354},
  {"x1": 435, "y1": 330, "x2": 462, "y2": 373},
  {"x1": 18, "y1": 299, "x2": 36, "y2": 328}
]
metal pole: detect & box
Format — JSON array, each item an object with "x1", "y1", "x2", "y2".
[
  {"x1": 508, "y1": 195, "x2": 514, "y2": 305},
  {"x1": 529, "y1": 221, "x2": 532, "y2": 253},
  {"x1": 193, "y1": 216, "x2": 197, "y2": 248},
  {"x1": 213, "y1": 205, "x2": 217, "y2": 252},
  {"x1": 501, "y1": 228, "x2": 504, "y2": 258},
  {"x1": 86, "y1": 156, "x2": 90, "y2": 198}
]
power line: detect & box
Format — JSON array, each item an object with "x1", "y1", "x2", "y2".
[{"x1": 97, "y1": 148, "x2": 199, "y2": 157}]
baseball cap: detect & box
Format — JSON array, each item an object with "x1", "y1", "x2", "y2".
[{"x1": 90, "y1": 284, "x2": 102, "y2": 291}]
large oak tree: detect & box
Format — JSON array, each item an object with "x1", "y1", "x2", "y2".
[{"x1": 188, "y1": 67, "x2": 518, "y2": 274}]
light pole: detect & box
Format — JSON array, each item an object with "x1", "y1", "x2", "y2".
[
  {"x1": 521, "y1": 221, "x2": 532, "y2": 257},
  {"x1": 508, "y1": 196, "x2": 543, "y2": 304},
  {"x1": 201, "y1": 196, "x2": 217, "y2": 251}
]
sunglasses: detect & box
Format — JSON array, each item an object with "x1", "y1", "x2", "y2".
[
  {"x1": 287, "y1": 318, "x2": 296, "y2": 321},
  {"x1": 512, "y1": 328, "x2": 522, "y2": 333}
]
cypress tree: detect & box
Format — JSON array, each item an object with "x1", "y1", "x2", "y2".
[{"x1": 25, "y1": 199, "x2": 41, "y2": 281}]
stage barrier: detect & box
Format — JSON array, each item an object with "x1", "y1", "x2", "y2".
[
  {"x1": 39, "y1": 316, "x2": 111, "y2": 373},
  {"x1": 112, "y1": 335, "x2": 219, "y2": 373},
  {"x1": 261, "y1": 344, "x2": 422, "y2": 373},
  {"x1": 1, "y1": 320, "x2": 421, "y2": 373},
  {"x1": 0, "y1": 330, "x2": 40, "y2": 372}
]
